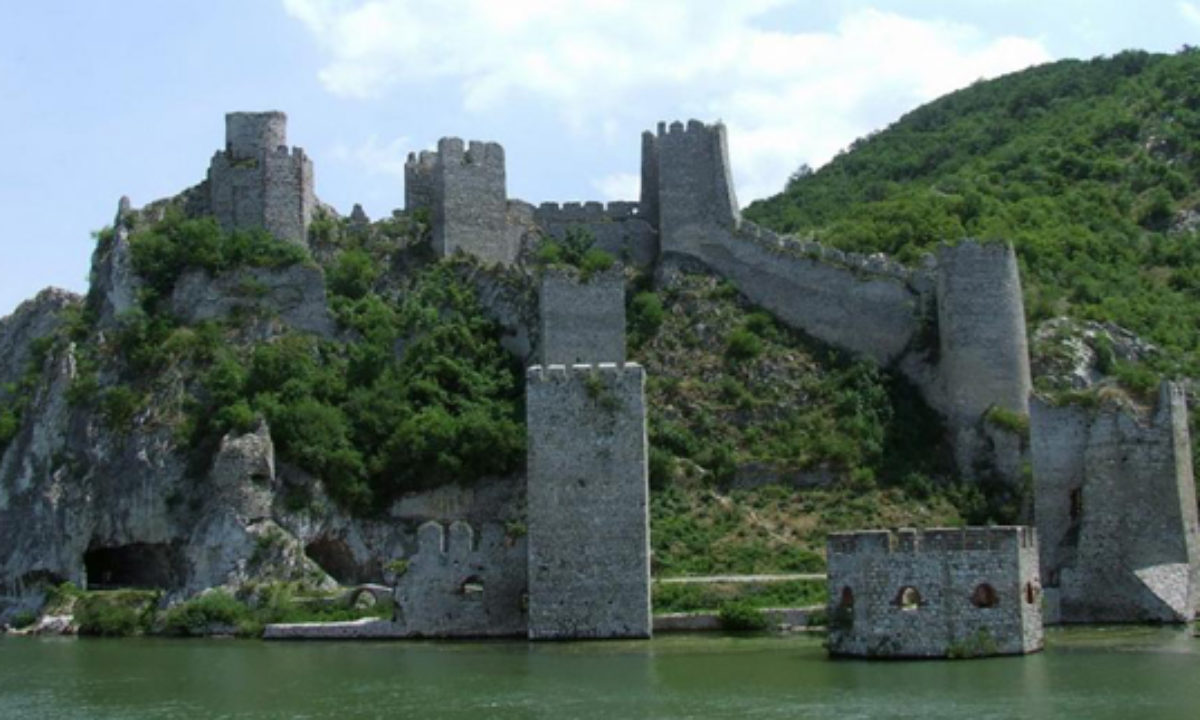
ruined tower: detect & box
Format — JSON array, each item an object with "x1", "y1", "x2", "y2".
[
  {"x1": 208, "y1": 111, "x2": 314, "y2": 245},
  {"x1": 1031, "y1": 381, "x2": 1200, "y2": 623},
  {"x1": 525, "y1": 363, "x2": 651, "y2": 639}
]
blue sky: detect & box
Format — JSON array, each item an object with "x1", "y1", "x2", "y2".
[{"x1": 1, "y1": 0, "x2": 1196, "y2": 316}]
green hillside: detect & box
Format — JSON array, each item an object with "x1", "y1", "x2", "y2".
[{"x1": 747, "y1": 48, "x2": 1200, "y2": 386}]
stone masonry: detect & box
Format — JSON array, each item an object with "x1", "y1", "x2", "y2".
[
  {"x1": 538, "y1": 267, "x2": 626, "y2": 365},
  {"x1": 826, "y1": 527, "x2": 1044, "y2": 658},
  {"x1": 525, "y1": 363, "x2": 652, "y2": 639},
  {"x1": 208, "y1": 111, "x2": 315, "y2": 245},
  {"x1": 393, "y1": 520, "x2": 527, "y2": 637},
  {"x1": 1031, "y1": 381, "x2": 1200, "y2": 623}
]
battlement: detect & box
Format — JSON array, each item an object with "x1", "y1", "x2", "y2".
[
  {"x1": 526, "y1": 362, "x2": 643, "y2": 384},
  {"x1": 827, "y1": 526, "x2": 1035, "y2": 556},
  {"x1": 533, "y1": 201, "x2": 643, "y2": 222},
  {"x1": 225, "y1": 111, "x2": 288, "y2": 159},
  {"x1": 431, "y1": 137, "x2": 505, "y2": 167},
  {"x1": 655, "y1": 118, "x2": 716, "y2": 138},
  {"x1": 415, "y1": 520, "x2": 477, "y2": 556}
]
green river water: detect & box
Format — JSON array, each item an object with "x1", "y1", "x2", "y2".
[{"x1": 1, "y1": 626, "x2": 1197, "y2": 719}]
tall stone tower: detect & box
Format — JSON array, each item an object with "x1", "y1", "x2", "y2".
[
  {"x1": 404, "y1": 137, "x2": 512, "y2": 265},
  {"x1": 525, "y1": 363, "x2": 652, "y2": 639},
  {"x1": 936, "y1": 241, "x2": 1033, "y2": 480},
  {"x1": 640, "y1": 120, "x2": 740, "y2": 254},
  {"x1": 208, "y1": 111, "x2": 315, "y2": 245}
]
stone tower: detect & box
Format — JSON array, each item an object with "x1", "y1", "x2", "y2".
[
  {"x1": 404, "y1": 137, "x2": 513, "y2": 265},
  {"x1": 935, "y1": 241, "x2": 1033, "y2": 481},
  {"x1": 525, "y1": 363, "x2": 652, "y2": 639},
  {"x1": 207, "y1": 111, "x2": 315, "y2": 245},
  {"x1": 640, "y1": 120, "x2": 740, "y2": 254},
  {"x1": 537, "y1": 267, "x2": 627, "y2": 365}
]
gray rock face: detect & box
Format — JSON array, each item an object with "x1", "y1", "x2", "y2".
[
  {"x1": 170, "y1": 264, "x2": 336, "y2": 338},
  {"x1": 526, "y1": 363, "x2": 651, "y2": 639},
  {"x1": 88, "y1": 198, "x2": 141, "y2": 328},
  {"x1": 826, "y1": 527, "x2": 1044, "y2": 658},
  {"x1": 0, "y1": 288, "x2": 78, "y2": 399},
  {"x1": 1032, "y1": 381, "x2": 1200, "y2": 623}
]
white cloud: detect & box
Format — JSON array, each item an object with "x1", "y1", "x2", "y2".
[
  {"x1": 330, "y1": 134, "x2": 411, "y2": 178},
  {"x1": 1180, "y1": 1, "x2": 1200, "y2": 27},
  {"x1": 592, "y1": 173, "x2": 640, "y2": 202},
  {"x1": 285, "y1": 1, "x2": 1051, "y2": 202}
]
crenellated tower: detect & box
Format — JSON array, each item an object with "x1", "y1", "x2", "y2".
[
  {"x1": 404, "y1": 137, "x2": 514, "y2": 265},
  {"x1": 207, "y1": 111, "x2": 315, "y2": 246},
  {"x1": 639, "y1": 119, "x2": 740, "y2": 255}
]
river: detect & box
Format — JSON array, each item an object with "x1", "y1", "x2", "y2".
[{"x1": 1, "y1": 626, "x2": 1197, "y2": 718}]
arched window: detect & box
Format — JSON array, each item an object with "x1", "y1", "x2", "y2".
[
  {"x1": 895, "y1": 586, "x2": 921, "y2": 610},
  {"x1": 460, "y1": 576, "x2": 484, "y2": 601},
  {"x1": 839, "y1": 586, "x2": 855, "y2": 609},
  {"x1": 971, "y1": 583, "x2": 999, "y2": 608}
]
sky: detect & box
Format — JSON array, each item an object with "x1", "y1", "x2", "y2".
[{"x1": 0, "y1": 0, "x2": 1196, "y2": 317}]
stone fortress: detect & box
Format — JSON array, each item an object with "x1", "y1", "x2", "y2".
[{"x1": 3, "y1": 110, "x2": 1197, "y2": 652}]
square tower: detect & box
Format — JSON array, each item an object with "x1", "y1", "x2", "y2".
[
  {"x1": 208, "y1": 111, "x2": 314, "y2": 246},
  {"x1": 525, "y1": 363, "x2": 651, "y2": 639}
]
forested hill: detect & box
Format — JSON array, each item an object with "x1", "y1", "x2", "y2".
[{"x1": 746, "y1": 48, "x2": 1200, "y2": 382}]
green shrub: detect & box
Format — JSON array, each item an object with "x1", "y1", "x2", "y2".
[
  {"x1": 628, "y1": 291, "x2": 664, "y2": 347},
  {"x1": 328, "y1": 249, "x2": 380, "y2": 300},
  {"x1": 725, "y1": 329, "x2": 762, "y2": 361},
  {"x1": 99, "y1": 386, "x2": 142, "y2": 433},
  {"x1": 162, "y1": 591, "x2": 249, "y2": 636},
  {"x1": 718, "y1": 600, "x2": 768, "y2": 631},
  {"x1": 578, "y1": 248, "x2": 615, "y2": 279},
  {"x1": 984, "y1": 406, "x2": 1030, "y2": 438},
  {"x1": 74, "y1": 592, "x2": 157, "y2": 637},
  {"x1": 0, "y1": 406, "x2": 19, "y2": 450},
  {"x1": 10, "y1": 610, "x2": 37, "y2": 629}
]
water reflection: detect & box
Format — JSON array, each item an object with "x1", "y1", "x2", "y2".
[{"x1": 0, "y1": 628, "x2": 1197, "y2": 719}]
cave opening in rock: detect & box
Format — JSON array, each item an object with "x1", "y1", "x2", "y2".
[
  {"x1": 304, "y1": 537, "x2": 363, "y2": 584},
  {"x1": 83, "y1": 543, "x2": 182, "y2": 590}
]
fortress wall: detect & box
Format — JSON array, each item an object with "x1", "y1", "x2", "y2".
[
  {"x1": 663, "y1": 221, "x2": 925, "y2": 365},
  {"x1": 526, "y1": 363, "x2": 651, "y2": 639},
  {"x1": 394, "y1": 520, "x2": 528, "y2": 637},
  {"x1": 432, "y1": 138, "x2": 513, "y2": 265},
  {"x1": 533, "y1": 202, "x2": 656, "y2": 268},
  {"x1": 1032, "y1": 382, "x2": 1200, "y2": 623},
  {"x1": 538, "y1": 267, "x2": 626, "y2": 365},
  {"x1": 826, "y1": 527, "x2": 1042, "y2": 658}
]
